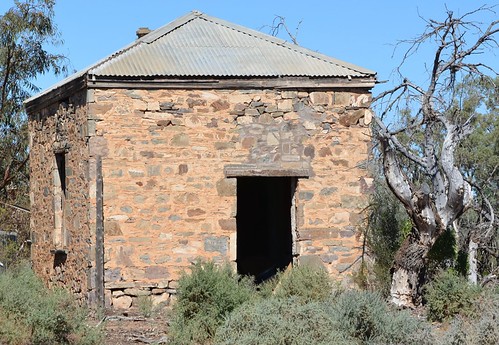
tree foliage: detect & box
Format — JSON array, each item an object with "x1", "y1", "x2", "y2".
[{"x1": 0, "y1": 0, "x2": 67, "y2": 264}]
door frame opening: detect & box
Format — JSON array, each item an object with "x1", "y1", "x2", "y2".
[{"x1": 235, "y1": 176, "x2": 297, "y2": 282}]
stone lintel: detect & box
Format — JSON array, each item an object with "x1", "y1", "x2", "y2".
[{"x1": 224, "y1": 164, "x2": 310, "y2": 178}]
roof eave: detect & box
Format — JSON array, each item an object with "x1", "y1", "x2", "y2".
[
  {"x1": 86, "y1": 74, "x2": 376, "y2": 90},
  {"x1": 24, "y1": 74, "x2": 87, "y2": 115}
]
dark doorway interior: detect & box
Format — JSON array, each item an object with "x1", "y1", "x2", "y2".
[{"x1": 236, "y1": 177, "x2": 294, "y2": 282}]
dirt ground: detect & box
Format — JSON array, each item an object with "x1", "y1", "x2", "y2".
[{"x1": 102, "y1": 307, "x2": 170, "y2": 345}]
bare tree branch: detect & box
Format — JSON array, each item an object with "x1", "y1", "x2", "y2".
[
  {"x1": 374, "y1": 6, "x2": 498, "y2": 307},
  {"x1": 261, "y1": 15, "x2": 302, "y2": 44}
]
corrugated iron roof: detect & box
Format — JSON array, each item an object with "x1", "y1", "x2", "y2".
[
  {"x1": 89, "y1": 11, "x2": 375, "y2": 78},
  {"x1": 26, "y1": 11, "x2": 376, "y2": 106}
]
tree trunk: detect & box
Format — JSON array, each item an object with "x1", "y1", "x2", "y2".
[
  {"x1": 390, "y1": 233, "x2": 431, "y2": 307},
  {"x1": 467, "y1": 238, "x2": 478, "y2": 284}
]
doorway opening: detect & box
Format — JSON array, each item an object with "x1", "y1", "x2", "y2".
[{"x1": 236, "y1": 177, "x2": 295, "y2": 282}]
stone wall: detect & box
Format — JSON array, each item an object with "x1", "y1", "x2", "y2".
[
  {"x1": 88, "y1": 87, "x2": 373, "y2": 309},
  {"x1": 29, "y1": 90, "x2": 94, "y2": 302}
]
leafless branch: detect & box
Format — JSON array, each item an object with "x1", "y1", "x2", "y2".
[
  {"x1": 374, "y1": 6, "x2": 498, "y2": 305},
  {"x1": 261, "y1": 15, "x2": 302, "y2": 45}
]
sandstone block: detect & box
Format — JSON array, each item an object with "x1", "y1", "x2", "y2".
[
  {"x1": 298, "y1": 255, "x2": 326, "y2": 269},
  {"x1": 303, "y1": 121, "x2": 317, "y2": 130},
  {"x1": 265, "y1": 104, "x2": 278, "y2": 113},
  {"x1": 187, "y1": 208, "x2": 206, "y2": 217},
  {"x1": 309, "y1": 92, "x2": 329, "y2": 105},
  {"x1": 216, "y1": 178, "x2": 236, "y2": 196},
  {"x1": 244, "y1": 108, "x2": 260, "y2": 116},
  {"x1": 364, "y1": 109, "x2": 373, "y2": 125},
  {"x1": 236, "y1": 116, "x2": 253, "y2": 125},
  {"x1": 113, "y1": 295, "x2": 132, "y2": 309},
  {"x1": 104, "y1": 221, "x2": 122, "y2": 236},
  {"x1": 339, "y1": 109, "x2": 365, "y2": 126},
  {"x1": 87, "y1": 103, "x2": 113, "y2": 119},
  {"x1": 186, "y1": 98, "x2": 206, "y2": 108},
  {"x1": 320, "y1": 254, "x2": 339, "y2": 263},
  {"x1": 340, "y1": 195, "x2": 361, "y2": 208},
  {"x1": 277, "y1": 99, "x2": 293, "y2": 112},
  {"x1": 300, "y1": 228, "x2": 339, "y2": 240},
  {"x1": 281, "y1": 91, "x2": 297, "y2": 99},
  {"x1": 299, "y1": 191, "x2": 314, "y2": 201},
  {"x1": 178, "y1": 164, "x2": 188, "y2": 175},
  {"x1": 258, "y1": 113, "x2": 274, "y2": 124},
  {"x1": 159, "y1": 102, "x2": 175, "y2": 111},
  {"x1": 304, "y1": 145, "x2": 315, "y2": 158},
  {"x1": 171, "y1": 133, "x2": 190, "y2": 146},
  {"x1": 106, "y1": 281, "x2": 136, "y2": 289},
  {"x1": 152, "y1": 293, "x2": 170, "y2": 306},
  {"x1": 283, "y1": 111, "x2": 299, "y2": 121},
  {"x1": 88, "y1": 136, "x2": 109, "y2": 157},
  {"x1": 219, "y1": 218, "x2": 236, "y2": 231},
  {"x1": 211, "y1": 99, "x2": 229, "y2": 111},
  {"x1": 319, "y1": 187, "x2": 338, "y2": 196},
  {"x1": 124, "y1": 288, "x2": 150, "y2": 297},
  {"x1": 147, "y1": 101, "x2": 160, "y2": 111},
  {"x1": 266, "y1": 132, "x2": 279, "y2": 146},
  {"x1": 333, "y1": 92, "x2": 351, "y2": 106},
  {"x1": 111, "y1": 289, "x2": 124, "y2": 297},
  {"x1": 232, "y1": 103, "x2": 247, "y2": 115},
  {"x1": 340, "y1": 227, "x2": 356, "y2": 238},
  {"x1": 204, "y1": 236, "x2": 228, "y2": 255},
  {"x1": 145, "y1": 266, "x2": 170, "y2": 280}
]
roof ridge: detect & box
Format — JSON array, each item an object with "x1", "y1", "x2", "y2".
[
  {"x1": 25, "y1": 11, "x2": 376, "y2": 105},
  {"x1": 139, "y1": 11, "x2": 199, "y2": 44},
  {"x1": 88, "y1": 12, "x2": 199, "y2": 74},
  {"x1": 197, "y1": 12, "x2": 375, "y2": 76}
]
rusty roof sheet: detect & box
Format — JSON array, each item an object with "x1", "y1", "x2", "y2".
[{"x1": 88, "y1": 11, "x2": 375, "y2": 78}]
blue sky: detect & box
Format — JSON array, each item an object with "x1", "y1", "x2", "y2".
[{"x1": 2, "y1": 0, "x2": 498, "y2": 96}]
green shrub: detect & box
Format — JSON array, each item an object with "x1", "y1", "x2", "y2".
[
  {"x1": 137, "y1": 295, "x2": 154, "y2": 318},
  {"x1": 273, "y1": 264, "x2": 334, "y2": 303},
  {"x1": 363, "y1": 180, "x2": 410, "y2": 296},
  {"x1": 214, "y1": 297, "x2": 349, "y2": 345},
  {"x1": 0, "y1": 263, "x2": 102, "y2": 345},
  {"x1": 215, "y1": 290, "x2": 433, "y2": 345},
  {"x1": 275, "y1": 265, "x2": 332, "y2": 303},
  {"x1": 168, "y1": 261, "x2": 255, "y2": 345},
  {"x1": 330, "y1": 290, "x2": 433, "y2": 344},
  {"x1": 438, "y1": 288, "x2": 499, "y2": 345},
  {"x1": 424, "y1": 269, "x2": 481, "y2": 322}
]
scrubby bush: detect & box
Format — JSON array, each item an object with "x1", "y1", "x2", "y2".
[
  {"x1": 330, "y1": 290, "x2": 434, "y2": 344},
  {"x1": 168, "y1": 261, "x2": 443, "y2": 345},
  {"x1": 215, "y1": 288, "x2": 433, "y2": 345},
  {"x1": 168, "y1": 261, "x2": 255, "y2": 345},
  {"x1": 424, "y1": 269, "x2": 481, "y2": 322},
  {"x1": 214, "y1": 297, "x2": 349, "y2": 345},
  {"x1": 273, "y1": 264, "x2": 334, "y2": 303},
  {"x1": 437, "y1": 288, "x2": 499, "y2": 345},
  {"x1": 362, "y1": 180, "x2": 410, "y2": 296},
  {"x1": 137, "y1": 295, "x2": 154, "y2": 318},
  {"x1": 0, "y1": 263, "x2": 102, "y2": 345}
]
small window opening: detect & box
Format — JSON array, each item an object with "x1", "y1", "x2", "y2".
[
  {"x1": 236, "y1": 177, "x2": 295, "y2": 282},
  {"x1": 55, "y1": 152, "x2": 66, "y2": 196},
  {"x1": 53, "y1": 152, "x2": 66, "y2": 249}
]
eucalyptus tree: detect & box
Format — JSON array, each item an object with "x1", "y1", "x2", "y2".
[
  {"x1": 373, "y1": 7, "x2": 498, "y2": 307},
  {"x1": 0, "y1": 0, "x2": 67, "y2": 262}
]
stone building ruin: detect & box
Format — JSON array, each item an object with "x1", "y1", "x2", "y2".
[{"x1": 25, "y1": 11, "x2": 376, "y2": 309}]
